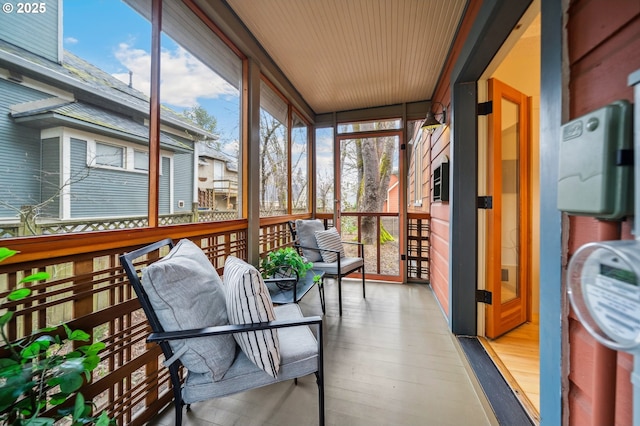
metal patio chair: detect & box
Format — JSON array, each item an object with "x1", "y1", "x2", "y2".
[
  {"x1": 119, "y1": 238, "x2": 324, "y2": 425},
  {"x1": 289, "y1": 219, "x2": 365, "y2": 315}
]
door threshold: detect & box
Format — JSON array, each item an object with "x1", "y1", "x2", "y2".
[
  {"x1": 457, "y1": 336, "x2": 536, "y2": 426},
  {"x1": 479, "y1": 336, "x2": 540, "y2": 423}
]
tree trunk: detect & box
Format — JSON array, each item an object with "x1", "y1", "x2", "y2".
[{"x1": 360, "y1": 138, "x2": 379, "y2": 244}]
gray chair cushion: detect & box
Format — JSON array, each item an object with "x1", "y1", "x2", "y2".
[
  {"x1": 141, "y1": 239, "x2": 235, "y2": 381},
  {"x1": 295, "y1": 219, "x2": 325, "y2": 262},
  {"x1": 312, "y1": 256, "x2": 364, "y2": 275},
  {"x1": 314, "y1": 227, "x2": 346, "y2": 262},
  {"x1": 223, "y1": 256, "x2": 281, "y2": 378},
  {"x1": 182, "y1": 303, "x2": 318, "y2": 404}
]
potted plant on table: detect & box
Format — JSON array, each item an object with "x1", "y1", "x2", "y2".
[
  {"x1": 0, "y1": 247, "x2": 113, "y2": 426},
  {"x1": 260, "y1": 247, "x2": 314, "y2": 290}
]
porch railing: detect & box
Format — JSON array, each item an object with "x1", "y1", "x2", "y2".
[
  {"x1": 0, "y1": 211, "x2": 240, "y2": 239},
  {"x1": 317, "y1": 212, "x2": 430, "y2": 282}
]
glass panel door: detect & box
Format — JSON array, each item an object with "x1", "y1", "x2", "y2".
[
  {"x1": 501, "y1": 98, "x2": 520, "y2": 303},
  {"x1": 337, "y1": 132, "x2": 401, "y2": 280},
  {"x1": 485, "y1": 78, "x2": 531, "y2": 338}
]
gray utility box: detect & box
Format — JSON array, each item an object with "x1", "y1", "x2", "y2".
[{"x1": 557, "y1": 100, "x2": 633, "y2": 220}]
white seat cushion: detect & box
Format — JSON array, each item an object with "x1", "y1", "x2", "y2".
[{"x1": 181, "y1": 303, "x2": 318, "y2": 404}]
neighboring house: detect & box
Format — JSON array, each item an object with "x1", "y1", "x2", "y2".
[
  {"x1": 197, "y1": 143, "x2": 238, "y2": 211},
  {"x1": 0, "y1": 3, "x2": 222, "y2": 231},
  {"x1": 383, "y1": 172, "x2": 399, "y2": 213}
]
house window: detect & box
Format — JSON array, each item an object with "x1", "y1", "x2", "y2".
[
  {"x1": 413, "y1": 136, "x2": 423, "y2": 206},
  {"x1": 95, "y1": 142, "x2": 124, "y2": 168},
  {"x1": 213, "y1": 160, "x2": 224, "y2": 189},
  {"x1": 134, "y1": 150, "x2": 149, "y2": 171}
]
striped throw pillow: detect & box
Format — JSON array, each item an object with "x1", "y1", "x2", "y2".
[
  {"x1": 314, "y1": 227, "x2": 346, "y2": 263},
  {"x1": 223, "y1": 256, "x2": 280, "y2": 378}
]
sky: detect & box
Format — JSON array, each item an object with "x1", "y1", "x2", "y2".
[{"x1": 62, "y1": 0, "x2": 240, "y2": 151}]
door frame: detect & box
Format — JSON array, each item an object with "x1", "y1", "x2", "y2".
[{"x1": 448, "y1": 0, "x2": 563, "y2": 424}]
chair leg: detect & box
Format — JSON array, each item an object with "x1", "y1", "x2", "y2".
[
  {"x1": 315, "y1": 371, "x2": 325, "y2": 426},
  {"x1": 175, "y1": 402, "x2": 183, "y2": 425},
  {"x1": 169, "y1": 365, "x2": 185, "y2": 425},
  {"x1": 316, "y1": 322, "x2": 325, "y2": 426},
  {"x1": 338, "y1": 275, "x2": 343, "y2": 316},
  {"x1": 362, "y1": 266, "x2": 366, "y2": 299},
  {"x1": 317, "y1": 278, "x2": 326, "y2": 315}
]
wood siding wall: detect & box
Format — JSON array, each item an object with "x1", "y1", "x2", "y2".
[
  {"x1": 566, "y1": 1, "x2": 640, "y2": 425},
  {"x1": 0, "y1": 0, "x2": 59, "y2": 62},
  {"x1": 427, "y1": 0, "x2": 483, "y2": 317},
  {"x1": 0, "y1": 79, "x2": 48, "y2": 218},
  {"x1": 172, "y1": 150, "x2": 194, "y2": 213},
  {"x1": 70, "y1": 138, "x2": 148, "y2": 218}
]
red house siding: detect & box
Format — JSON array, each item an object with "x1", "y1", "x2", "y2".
[
  {"x1": 566, "y1": 1, "x2": 640, "y2": 424},
  {"x1": 384, "y1": 174, "x2": 399, "y2": 213}
]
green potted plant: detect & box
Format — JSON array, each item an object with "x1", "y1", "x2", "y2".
[
  {"x1": 260, "y1": 247, "x2": 314, "y2": 290},
  {"x1": 0, "y1": 247, "x2": 113, "y2": 425}
]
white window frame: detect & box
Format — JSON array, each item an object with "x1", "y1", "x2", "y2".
[
  {"x1": 134, "y1": 149, "x2": 150, "y2": 171},
  {"x1": 95, "y1": 141, "x2": 125, "y2": 168},
  {"x1": 79, "y1": 130, "x2": 171, "y2": 174}
]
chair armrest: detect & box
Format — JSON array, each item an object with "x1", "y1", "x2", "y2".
[
  {"x1": 147, "y1": 316, "x2": 322, "y2": 343},
  {"x1": 264, "y1": 276, "x2": 297, "y2": 285}
]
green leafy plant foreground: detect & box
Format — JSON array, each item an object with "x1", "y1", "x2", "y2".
[{"x1": 0, "y1": 248, "x2": 113, "y2": 425}]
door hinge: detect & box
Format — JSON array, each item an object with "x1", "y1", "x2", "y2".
[
  {"x1": 476, "y1": 289, "x2": 493, "y2": 304},
  {"x1": 477, "y1": 196, "x2": 493, "y2": 209},
  {"x1": 401, "y1": 143, "x2": 406, "y2": 150},
  {"x1": 617, "y1": 148, "x2": 634, "y2": 166},
  {"x1": 477, "y1": 101, "x2": 493, "y2": 116},
  {"x1": 400, "y1": 254, "x2": 407, "y2": 261}
]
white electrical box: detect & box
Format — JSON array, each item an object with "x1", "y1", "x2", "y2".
[{"x1": 557, "y1": 100, "x2": 633, "y2": 219}]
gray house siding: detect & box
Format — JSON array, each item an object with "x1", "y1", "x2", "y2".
[
  {"x1": 69, "y1": 138, "x2": 147, "y2": 218},
  {"x1": 0, "y1": 0, "x2": 60, "y2": 62},
  {"x1": 0, "y1": 79, "x2": 50, "y2": 218},
  {"x1": 40, "y1": 137, "x2": 60, "y2": 218},
  {"x1": 159, "y1": 156, "x2": 170, "y2": 214},
  {"x1": 173, "y1": 151, "x2": 193, "y2": 212}
]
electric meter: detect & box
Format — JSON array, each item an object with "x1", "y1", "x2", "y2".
[{"x1": 567, "y1": 240, "x2": 640, "y2": 352}]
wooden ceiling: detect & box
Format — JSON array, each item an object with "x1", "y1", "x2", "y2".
[{"x1": 225, "y1": 0, "x2": 468, "y2": 114}]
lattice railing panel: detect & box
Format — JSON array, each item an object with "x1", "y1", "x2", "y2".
[
  {"x1": 259, "y1": 221, "x2": 294, "y2": 256},
  {"x1": 407, "y1": 213, "x2": 430, "y2": 282}
]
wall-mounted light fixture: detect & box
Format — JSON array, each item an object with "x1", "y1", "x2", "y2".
[{"x1": 421, "y1": 101, "x2": 447, "y2": 131}]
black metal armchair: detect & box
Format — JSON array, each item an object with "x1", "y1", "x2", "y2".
[
  {"x1": 119, "y1": 238, "x2": 324, "y2": 425},
  {"x1": 289, "y1": 219, "x2": 365, "y2": 315}
]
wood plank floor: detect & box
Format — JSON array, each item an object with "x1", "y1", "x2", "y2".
[
  {"x1": 150, "y1": 279, "x2": 499, "y2": 426},
  {"x1": 482, "y1": 320, "x2": 540, "y2": 423}
]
